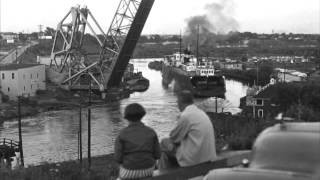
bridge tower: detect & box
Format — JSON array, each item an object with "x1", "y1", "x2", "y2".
[{"x1": 50, "y1": 0, "x2": 154, "y2": 92}]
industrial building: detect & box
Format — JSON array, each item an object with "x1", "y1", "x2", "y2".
[{"x1": 0, "y1": 64, "x2": 46, "y2": 101}]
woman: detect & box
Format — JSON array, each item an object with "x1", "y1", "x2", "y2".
[{"x1": 115, "y1": 103, "x2": 161, "y2": 179}]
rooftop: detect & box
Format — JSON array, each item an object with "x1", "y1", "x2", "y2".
[
  {"x1": 0, "y1": 32, "x2": 18, "y2": 35},
  {"x1": 254, "y1": 85, "x2": 278, "y2": 99},
  {"x1": 0, "y1": 64, "x2": 42, "y2": 71}
]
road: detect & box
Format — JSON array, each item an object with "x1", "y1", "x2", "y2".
[{"x1": 0, "y1": 41, "x2": 39, "y2": 65}]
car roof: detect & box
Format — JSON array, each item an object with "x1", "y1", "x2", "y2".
[
  {"x1": 250, "y1": 123, "x2": 320, "y2": 174},
  {"x1": 263, "y1": 122, "x2": 320, "y2": 133},
  {"x1": 205, "y1": 168, "x2": 316, "y2": 180}
]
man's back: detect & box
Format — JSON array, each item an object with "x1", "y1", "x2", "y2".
[{"x1": 170, "y1": 104, "x2": 217, "y2": 166}]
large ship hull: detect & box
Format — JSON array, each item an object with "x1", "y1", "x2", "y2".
[{"x1": 162, "y1": 65, "x2": 226, "y2": 97}]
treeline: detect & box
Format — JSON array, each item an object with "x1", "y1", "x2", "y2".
[
  {"x1": 272, "y1": 82, "x2": 320, "y2": 122},
  {"x1": 133, "y1": 42, "x2": 320, "y2": 60},
  {"x1": 16, "y1": 31, "x2": 320, "y2": 62},
  {"x1": 139, "y1": 34, "x2": 180, "y2": 43},
  {"x1": 133, "y1": 43, "x2": 177, "y2": 58}
]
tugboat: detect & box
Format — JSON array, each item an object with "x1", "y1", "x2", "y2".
[
  {"x1": 124, "y1": 63, "x2": 149, "y2": 92},
  {"x1": 162, "y1": 50, "x2": 225, "y2": 97}
]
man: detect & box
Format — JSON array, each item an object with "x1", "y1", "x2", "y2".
[{"x1": 159, "y1": 90, "x2": 217, "y2": 168}]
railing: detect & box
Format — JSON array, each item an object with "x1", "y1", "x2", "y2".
[{"x1": 0, "y1": 138, "x2": 20, "y2": 152}]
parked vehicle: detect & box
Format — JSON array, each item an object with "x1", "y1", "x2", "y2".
[{"x1": 204, "y1": 122, "x2": 320, "y2": 180}]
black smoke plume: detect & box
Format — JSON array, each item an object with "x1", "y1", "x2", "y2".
[{"x1": 184, "y1": 0, "x2": 239, "y2": 52}]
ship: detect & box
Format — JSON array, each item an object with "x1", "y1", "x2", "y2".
[
  {"x1": 162, "y1": 51, "x2": 225, "y2": 97},
  {"x1": 123, "y1": 63, "x2": 150, "y2": 92}
]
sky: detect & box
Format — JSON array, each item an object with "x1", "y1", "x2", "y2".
[{"x1": 0, "y1": 0, "x2": 319, "y2": 34}]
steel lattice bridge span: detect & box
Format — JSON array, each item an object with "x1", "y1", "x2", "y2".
[{"x1": 49, "y1": 0, "x2": 154, "y2": 98}]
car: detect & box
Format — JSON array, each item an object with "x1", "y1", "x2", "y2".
[{"x1": 204, "y1": 122, "x2": 320, "y2": 180}]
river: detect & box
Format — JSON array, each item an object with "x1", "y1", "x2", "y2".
[{"x1": 0, "y1": 59, "x2": 249, "y2": 166}]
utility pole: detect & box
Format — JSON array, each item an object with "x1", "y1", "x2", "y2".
[
  {"x1": 15, "y1": 47, "x2": 18, "y2": 63},
  {"x1": 256, "y1": 61, "x2": 259, "y2": 86},
  {"x1": 283, "y1": 61, "x2": 286, "y2": 82},
  {"x1": 79, "y1": 106, "x2": 82, "y2": 163},
  {"x1": 18, "y1": 96, "x2": 24, "y2": 167},
  {"x1": 87, "y1": 77, "x2": 92, "y2": 169},
  {"x1": 215, "y1": 97, "x2": 218, "y2": 113},
  {"x1": 38, "y1": 24, "x2": 43, "y2": 38},
  {"x1": 297, "y1": 88, "x2": 302, "y2": 121},
  {"x1": 196, "y1": 25, "x2": 200, "y2": 64},
  {"x1": 179, "y1": 30, "x2": 182, "y2": 62}
]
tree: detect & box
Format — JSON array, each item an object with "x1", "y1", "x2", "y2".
[
  {"x1": 286, "y1": 104, "x2": 320, "y2": 122},
  {"x1": 152, "y1": 34, "x2": 162, "y2": 43},
  {"x1": 45, "y1": 27, "x2": 56, "y2": 36},
  {"x1": 30, "y1": 32, "x2": 39, "y2": 40},
  {"x1": 257, "y1": 62, "x2": 274, "y2": 85},
  {"x1": 300, "y1": 83, "x2": 320, "y2": 111},
  {"x1": 19, "y1": 33, "x2": 28, "y2": 42},
  {"x1": 241, "y1": 55, "x2": 248, "y2": 62},
  {"x1": 226, "y1": 31, "x2": 242, "y2": 43}
]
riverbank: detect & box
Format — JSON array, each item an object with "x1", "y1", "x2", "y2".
[
  {"x1": 0, "y1": 85, "x2": 131, "y2": 123},
  {"x1": 148, "y1": 60, "x2": 163, "y2": 71},
  {"x1": 0, "y1": 99, "x2": 81, "y2": 123}
]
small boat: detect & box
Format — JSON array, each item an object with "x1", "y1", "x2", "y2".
[
  {"x1": 126, "y1": 75, "x2": 150, "y2": 92},
  {"x1": 124, "y1": 64, "x2": 149, "y2": 92}
]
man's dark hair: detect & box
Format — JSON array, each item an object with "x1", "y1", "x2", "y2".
[
  {"x1": 124, "y1": 103, "x2": 146, "y2": 122},
  {"x1": 177, "y1": 90, "x2": 194, "y2": 105}
]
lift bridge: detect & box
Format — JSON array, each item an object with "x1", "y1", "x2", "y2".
[{"x1": 49, "y1": 0, "x2": 154, "y2": 97}]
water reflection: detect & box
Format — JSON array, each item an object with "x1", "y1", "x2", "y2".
[{"x1": 0, "y1": 59, "x2": 249, "y2": 165}]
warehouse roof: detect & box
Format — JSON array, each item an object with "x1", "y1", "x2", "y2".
[{"x1": 0, "y1": 64, "x2": 42, "y2": 71}]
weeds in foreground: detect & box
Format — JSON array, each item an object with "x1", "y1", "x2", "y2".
[{"x1": 1, "y1": 156, "x2": 119, "y2": 180}]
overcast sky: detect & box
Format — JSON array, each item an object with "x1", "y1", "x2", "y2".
[{"x1": 0, "y1": 0, "x2": 319, "y2": 34}]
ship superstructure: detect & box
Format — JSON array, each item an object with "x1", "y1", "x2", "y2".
[{"x1": 163, "y1": 52, "x2": 225, "y2": 97}]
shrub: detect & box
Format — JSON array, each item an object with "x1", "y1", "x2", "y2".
[{"x1": 2, "y1": 94, "x2": 10, "y2": 103}]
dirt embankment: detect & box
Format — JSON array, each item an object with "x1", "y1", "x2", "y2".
[{"x1": 0, "y1": 84, "x2": 130, "y2": 123}]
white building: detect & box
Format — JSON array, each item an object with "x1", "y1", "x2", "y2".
[
  {"x1": 220, "y1": 62, "x2": 243, "y2": 70},
  {"x1": 0, "y1": 32, "x2": 19, "y2": 40},
  {"x1": 0, "y1": 64, "x2": 46, "y2": 101},
  {"x1": 275, "y1": 68, "x2": 307, "y2": 83},
  {"x1": 37, "y1": 56, "x2": 64, "y2": 66}
]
